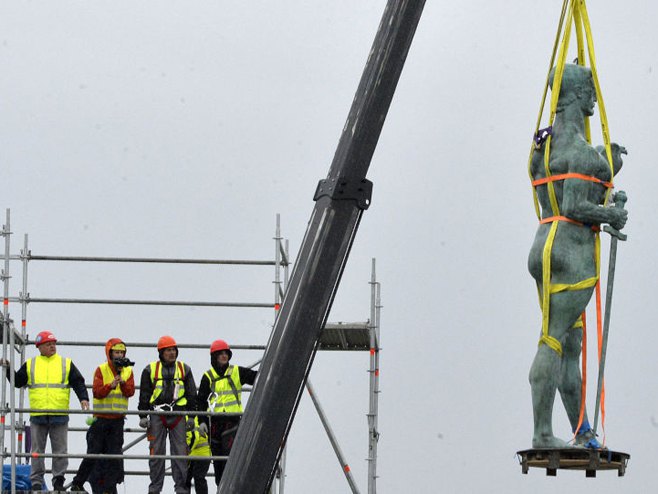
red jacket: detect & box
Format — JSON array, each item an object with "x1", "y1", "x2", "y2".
[{"x1": 92, "y1": 338, "x2": 135, "y2": 419}]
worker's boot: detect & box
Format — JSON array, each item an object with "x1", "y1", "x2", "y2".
[
  {"x1": 69, "y1": 482, "x2": 89, "y2": 493},
  {"x1": 52, "y1": 475, "x2": 65, "y2": 492}
]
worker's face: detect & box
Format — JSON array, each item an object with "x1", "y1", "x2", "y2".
[
  {"x1": 162, "y1": 347, "x2": 177, "y2": 364},
  {"x1": 38, "y1": 341, "x2": 57, "y2": 357},
  {"x1": 216, "y1": 350, "x2": 230, "y2": 366},
  {"x1": 110, "y1": 349, "x2": 126, "y2": 360}
]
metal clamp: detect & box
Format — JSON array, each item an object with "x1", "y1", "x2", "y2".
[{"x1": 313, "y1": 177, "x2": 373, "y2": 210}]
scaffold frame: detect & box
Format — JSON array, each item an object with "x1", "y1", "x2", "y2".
[{"x1": 0, "y1": 210, "x2": 381, "y2": 494}]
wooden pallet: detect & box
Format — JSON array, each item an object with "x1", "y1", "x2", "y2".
[{"x1": 516, "y1": 448, "x2": 630, "y2": 477}]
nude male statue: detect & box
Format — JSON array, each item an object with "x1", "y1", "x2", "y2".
[{"x1": 528, "y1": 63, "x2": 628, "y2": 448}]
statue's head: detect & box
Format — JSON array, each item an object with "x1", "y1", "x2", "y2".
[{"x1": 549, "y1": 63, "x2": 595, "y2": 113}]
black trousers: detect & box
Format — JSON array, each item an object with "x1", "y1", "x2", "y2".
[
  {"x1": 73, "y1": 418, "x2": 125, "y2": 492},
  {"x1": 210, "y1": 418, "x2": 239, "y2": 486},
  {"x1": 185, "y1": 457, "x2": 211, "y2": 494}
]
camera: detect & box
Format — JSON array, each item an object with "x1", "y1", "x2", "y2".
[{"x1": 113, "y1": 357, "x2": 135, "y2": 368}]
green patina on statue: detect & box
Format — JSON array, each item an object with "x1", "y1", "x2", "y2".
[{"x1": 528, "y1": 63, "x2": 628, "y2": 449}]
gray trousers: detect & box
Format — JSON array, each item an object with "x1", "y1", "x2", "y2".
[
  {"x1": 148, "y1": 416, "x2": 190, "y2": 494},
  {"x1": 29, "y1": 420, "x2": 68, "y2": 486}
]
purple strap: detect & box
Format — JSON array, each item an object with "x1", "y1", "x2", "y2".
[{"x1": 534, "y1": 126, "x2": 553, "y2": 148}]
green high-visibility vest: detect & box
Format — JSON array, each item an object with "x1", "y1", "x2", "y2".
[
  {"x1": 93, "y1": 363, "x2": 132, "y2": 413},
  {"x1": 149, "y1": 360, "x2": 187, "y2": 407},
  {"x1": 26, "y1": 355, "x2": 72, "y2": 415},
  {"x1": 204, "y1": 365, "x2": 242, "y2": 413}
]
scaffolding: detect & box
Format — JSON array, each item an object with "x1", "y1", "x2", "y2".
[{"x1": 0, "y1": 210, "x2": 381, "y2": 493}]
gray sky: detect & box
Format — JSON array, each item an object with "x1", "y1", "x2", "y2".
[{"x1": 2, "y1": 1, "x2": 657, "y2": 493}]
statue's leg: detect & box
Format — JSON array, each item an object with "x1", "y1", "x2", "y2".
[
  {"x1": 560, "y1": 321, "x2": 603, "y2": 448},
  {"x1": 559, "y1": 326, "x2": 587, "y2": 429},
  {"x1": 530, "y1": 288, "x2": 591, "y2": 448},
  {"x1": 530, "y1": 344, "x2": 564, "y2": 448}
]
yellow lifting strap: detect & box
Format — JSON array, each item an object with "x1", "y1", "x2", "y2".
[{"x1": 528, "y1": 0, "x2": 614, "y2": 357}]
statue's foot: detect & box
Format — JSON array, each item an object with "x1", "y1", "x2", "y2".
[{"x1": 532, "y1": 434, "x2": 569, "y2": 448}]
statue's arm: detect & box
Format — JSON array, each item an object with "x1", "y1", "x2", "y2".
[{"x1": 562, "y1": 178, "x2": 627, "y2": 230}]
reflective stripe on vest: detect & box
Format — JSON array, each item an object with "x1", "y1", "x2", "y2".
[
  {"x1": 93, "y1": 363, "x2": 132, "y2": 412},
  {"x1": 26, "y1": 355, "x2": 71, "y2": 415},
  {"x1": 149, "y1": 360, "x2": 187, "y2": 407},
  {"x1": 204, "y1": 365, "x2": 242, "y2": 413}
]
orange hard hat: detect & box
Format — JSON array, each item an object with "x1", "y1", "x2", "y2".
[
  {"x1": 210, "y1": 339, "x2": 232, "y2": 359},
  {"x1": 157, "y1": 335, "x2": 177, "y2": 351},
  {"x1": 35, "y1": 331, "x2": 57, "y2": 347}
]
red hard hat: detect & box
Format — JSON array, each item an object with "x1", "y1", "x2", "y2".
[
  {"x1": 157, "y1": 335, "x2": 177, "y2": 351},
  {"x1": 35, "y1": 331, "x2": 57, "y2": 347},
  {"x1": 210, "y1": 339, "x2": 232, "y2": 358}
]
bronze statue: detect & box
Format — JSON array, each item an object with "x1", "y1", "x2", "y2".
[{"x1": 528, "y1": 63, "x2": 628, "y2": 448}]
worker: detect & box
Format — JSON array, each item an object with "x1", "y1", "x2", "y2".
[
  {"x1": 528, "y1": 63, "x2": 628, "y2": 448},
  {"x1": 185, "y1": 415, "x2": 211, "y2": 494},
  {"x1": 69, "y1": 338, "x2": 135, "y2": 494},
  {"x1": 138, "y1": 335, "x2": 197, "y2": 494},
  {"x1": 1, "y1": 330, "x2": 89, "y2": 492},
  {"x1": 196, "y1": 339, "x2": 257, "y2": 486}
]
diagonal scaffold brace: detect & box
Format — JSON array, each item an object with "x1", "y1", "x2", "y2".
[
  {"x1": 218, "y1": 2, "x2": 426, "y2": 493},
  {"x1": 592, "y1": 191, "x2": 628, "y2": 437}
]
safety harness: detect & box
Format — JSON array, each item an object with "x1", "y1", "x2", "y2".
[
  {"x1": 527, "y1": 0, "x2": 615, "y2": 446},
  {"x1": 151, "y1": 360, "x2": 186, "y2": 429}
]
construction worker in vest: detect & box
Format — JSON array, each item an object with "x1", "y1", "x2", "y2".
[
  {"x1": 138, "y1": 335, "x2": 196, "y2": 494},
  {"x1": 184, "y1": 415, "x2": 211, "y2": 494},
  {"x1": 69, "y1": 338, "x2": 135, "y2": 494},
  {"x1": 196, "y1": 339, "x2": 257, "y2": 487},
  {"x1": 1, "y1": 330, "x2": 89, "y2": 492}
]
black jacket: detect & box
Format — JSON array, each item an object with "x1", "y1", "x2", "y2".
[{"x1": 138, "y1": 359, "x2": 197, "y2": 419}]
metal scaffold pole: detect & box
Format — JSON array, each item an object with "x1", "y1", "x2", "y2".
[
  {"x1": 1, "y1": 210, "x2": 16, "y2": 494},
  {"x1": 367, "y1": 259, "x2": 381, "y2": 493},
  {"x1": 18, "y1": 234, "x2": 29, "y2": 461},
  {"x1": 306, "y1": 380, "x2": 361, "y2": 494}
]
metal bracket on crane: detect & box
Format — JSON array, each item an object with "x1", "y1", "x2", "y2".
[{"x1": 313, "y1": 177, "x2": 373, "y2": 210}]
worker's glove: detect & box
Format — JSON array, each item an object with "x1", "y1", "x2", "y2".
[
  {"x1": 139, "y1": 417, "x2": 149, "y2": 429},
  {"x1": 198, "y1": 422, "x2": 209, "y2": 437}
]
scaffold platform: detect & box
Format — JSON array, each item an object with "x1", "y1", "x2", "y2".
[
  {"x1": 516, "y1": 448, "x2": 630, "y2": 477},
  {"x1": 320, "y1": 322, "x2": 373, "y2": 351}
]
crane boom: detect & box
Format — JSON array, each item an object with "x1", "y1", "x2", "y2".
[{"x1": 219, "y1": 2, "x2": 426, "y2": 492}]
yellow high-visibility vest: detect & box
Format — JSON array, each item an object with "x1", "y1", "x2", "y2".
[
  {"x1": 186, "y1": 416, "x2": 211, "y2": 457},
  {"x1": 93, "y1": 363, "x2": 132, "y2": 414},
  {"x1": 204, "y1": 365, "x2": 242, "y2": 413},
  {"x1": 149, "y1": 360, "x2": 187, "y2": 407},
  {"x1": 26, "y1": 355, "x2": 72, "y2": 416}
]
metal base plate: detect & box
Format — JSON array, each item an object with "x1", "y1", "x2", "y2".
[{"x1": 516, "y1": 448, "x2": 630, "y2": 477}]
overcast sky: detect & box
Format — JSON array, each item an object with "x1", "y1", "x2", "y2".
[{"x1": 2, "y1": 1, "x2": 657, "y2": 493}]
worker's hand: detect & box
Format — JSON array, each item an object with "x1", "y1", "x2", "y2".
[
  {"x1": 110, "y1": 374, "x2": 121, "y2": 389},
  {"x1": 198, "y1": 422, "x2": 209, "y2": 437},
  {"x1": 80, "y1": 400, "x2": 90, "y2": 411},
  {"x1": 139, "y1": 417, "x2": 149, "y2": 429}
]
